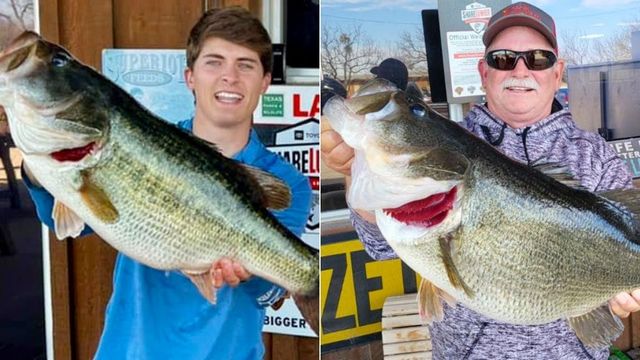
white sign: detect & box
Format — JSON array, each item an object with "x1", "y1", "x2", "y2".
[
  {"x1": 446, "y1": 31, "x2": 486, "y2": 98},
  {"x1": 264, "y1": 298, "x2": 316, "y2": 337}
]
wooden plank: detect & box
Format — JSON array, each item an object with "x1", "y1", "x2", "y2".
[
  {"x1": 297, "y1": 336, "x2": 319, "y2": 360},
  {"x1": 58, "y1": 0, "x2": 114, "y2": 69},
  {"x1": 272, "y1": 334, "x2": 298, "y2": 359},
  {"x1": 382, "y1": 326, "x2": 430, "y2": 344},
  {"x1": 38, "y1": 0, "x2": 60, "y2": 42},
  {"x1": 48, "y1": 231, "x2": 72, "y2": 360},
  {"x1": 323, "y1": 340, "x2": 382, "y2": 360},
  {"x1": 383, "y1": 302, "x2": 421, "y2": 317},
  {"x1": 262, "y1": 333, "x2": 273, "y2": 360},
  {"x1": 70, "y1": 235, "x2": 117, "y2": 360},
  {"x1": 384, "y1": 294, "x2": 418, "y2": 306},
  {"x1": 113, "y1": 0, "x2": 202, "y2": 49},
  {"x1": 382, "y1": 314, "x2": 424, "y2": 330},
  {"x1": 383, "y1": 341, "x2": 432, "y2": 355},
  {"x1": 384, "y1": 351, "x2": 433, "y2": 360}
]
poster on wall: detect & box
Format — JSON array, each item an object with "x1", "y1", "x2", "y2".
[{"x1": 102, "y1": 49, "x2": 319, "y2": 338}]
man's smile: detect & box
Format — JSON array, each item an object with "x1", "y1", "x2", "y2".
[{"x1": 215, "y1": 91, "x2": 244, "y2": 104}]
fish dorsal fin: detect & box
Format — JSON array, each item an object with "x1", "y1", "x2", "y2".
[
  {"x1": 183, "y1": 270, "x2": 217, "y2": 304},
  {"x1": 439, "y1": 234, "x2": 474, "y2": 298},
  {"x1": 598, "y1": 188, "x2": 640, "y2": 216},
  {"x1": 79, "y1": 173, "x2": 119, "y2": 224},
  {"x1": 241, "y1": 164, "x2": 291, "y2": 210},
  {"x1": 568, "y1": 305, "x2": 624, "y2": 348},
  {"x1": 417, "y1": 278, "x2": 456, "y2": 323},
  {"x1": 52, "y1": 199, "x2": 85, "y2": 239},
  {"x1": 532, "y1": 163, "x2": 588, "y2": 190}
]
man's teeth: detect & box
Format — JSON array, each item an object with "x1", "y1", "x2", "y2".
[
  {"x1": 216, "y1": 92, "x2": 243, "y2": 101},
  {"x1": 507, "y1": 86, "x2": 532, "y2": 91}
]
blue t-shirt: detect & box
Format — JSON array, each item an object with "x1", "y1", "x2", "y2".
[{"x1": 24, "y1": 119, "x2": 312, "y2": 359}]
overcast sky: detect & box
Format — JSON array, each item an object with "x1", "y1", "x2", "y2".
[{"x1": 322, "y1": 0, "x2": 640, "y2": 48}]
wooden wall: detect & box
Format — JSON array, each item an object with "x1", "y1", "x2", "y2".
[{"x1": 37, "y1": 1, "x2": 317, "y2": 359}]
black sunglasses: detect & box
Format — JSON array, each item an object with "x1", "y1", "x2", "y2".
[{"x1": 485, "y1": 49, "x2": 557, "y2": 71}]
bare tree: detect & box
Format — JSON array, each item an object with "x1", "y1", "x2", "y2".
[
  {"x1": 394, "y1": 28, "x2": 428, "y2": 73},
  {"x1": 560, "y1": 19, "x2": 640, "y2": 66},
  {"x1": 0, "y1": 0, "x2": 34, "y2": 49},
  {"x1": 9, "y1": 0, "x2": 33, "y2": 30},
  {"x1": 321, "y1": 24, "x2": 383, "y2": 89}
]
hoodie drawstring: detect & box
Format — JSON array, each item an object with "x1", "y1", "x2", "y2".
[
  {"x1": 480, "y1": 123, "x2": 507, "y2": 146},
  {"x1": 521, "y1": 126, "x2": 532, "y2": 166}
]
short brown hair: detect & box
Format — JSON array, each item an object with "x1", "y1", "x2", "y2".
[{"x1": 186, "y1": 7, "x2": 272, "y2": 73}]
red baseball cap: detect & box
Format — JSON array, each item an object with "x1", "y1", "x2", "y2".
[{"x1": 482, "y1": 2, "x2": 557, "y2": 52}]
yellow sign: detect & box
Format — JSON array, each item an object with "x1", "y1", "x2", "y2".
[{"x1": 320, "y1": 235, "x2": 421, "y2": 349}]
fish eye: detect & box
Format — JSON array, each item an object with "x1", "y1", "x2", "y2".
[
  {"x1": 51, "y1": 52, "x2": 71, "y2": 67},
  {"x1": 410, "y1": 104, "x2": 426, "y2": 117}
]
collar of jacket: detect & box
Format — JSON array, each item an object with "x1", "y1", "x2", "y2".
[{"x1": 465, "y1": 102, "x2": 574, "y2": 139}]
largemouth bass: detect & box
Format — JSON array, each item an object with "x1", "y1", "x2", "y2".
[
  {"x1": 324, "y1": 78, "x2": 640, "y2": 347},
  {"x1": 0, "y1": 31, "x2": 318, "y2": 333}
]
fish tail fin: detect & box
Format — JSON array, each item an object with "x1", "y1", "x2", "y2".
[
  {"x1": 568, "y1": 305, "x2": 623, "y2": 348},
  {"x1": 292, "y1": 282, "x2": 319, "y2": 335}
]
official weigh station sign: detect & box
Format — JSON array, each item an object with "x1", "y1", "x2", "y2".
[
  {"x1": 609, "y1": 137, "x2": 640, "y2": 179},
  {"x1": 437, "y1": 0, "x2": 511, "y2": 103},
  {"x1": 102, "y1": 50, "x2": 319, "y2": 338},
  {"x1": 321, "y1": 232, "x2": 422, "y2": 352}
]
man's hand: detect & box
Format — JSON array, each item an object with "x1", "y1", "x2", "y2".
[
  {"x1": 320, "y1": 119, "x2": 353, "y2": 176},
  {"x1": 210, "y1": 258, "x2": 251, "y2": 288},
  {"x1": 609, "y1": 290, "x2": 640, "y2": 318}
]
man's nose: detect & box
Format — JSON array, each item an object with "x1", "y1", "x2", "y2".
[
  {"x1": 512, "y1": 57, "x2": 530, "y2": 75},
  {"x1": 221, "y1": 64, "x2": 239, "y2": 83}
]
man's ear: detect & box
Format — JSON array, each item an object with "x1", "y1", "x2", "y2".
[
  {"x1": 478, "y1": 59, "x2": 489, "y2": 87},
  {"x1": 261, "y1": 72, "x2": 272, "y2": 93},
  {"x1": 554, "y1": 58, "x2": 566, "y2": 89},
  {"x1": 184, "y1": 67, "x2": 194, "y2": 90}
]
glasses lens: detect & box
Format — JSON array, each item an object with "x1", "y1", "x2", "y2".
[
  {"x1": 487, "y1": 50, "x2": 517, "y2": 70},
  {"x1": 486, "y1": 50, "x2": 556, "y2": 71},
  {"x1": 527, "y1": 50, "x2": 556, "y2": 70}
]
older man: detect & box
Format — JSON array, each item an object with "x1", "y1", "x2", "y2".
[{"x1": 321, "y1": 2, "x2": 638, "y2": 359}]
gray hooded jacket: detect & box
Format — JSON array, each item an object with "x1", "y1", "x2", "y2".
[{"x1": 350, "y1": 103, "x2": 633, "y2": 360}]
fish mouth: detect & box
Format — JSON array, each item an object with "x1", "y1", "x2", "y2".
[
  {"x1": 383, "y1": 186, "x2": 457, "y2": 228},
  {"x1": 50, "y1": 142, "x2": 99, "y2": 162}
]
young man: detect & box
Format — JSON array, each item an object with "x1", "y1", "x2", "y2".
[
  {"x1": 321, "y1": 2, "x2": 638, "y2": 359},
  {"x1": 25, "y1": 7, "x2": 312, "y2": 359}
]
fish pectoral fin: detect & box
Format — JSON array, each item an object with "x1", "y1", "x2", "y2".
[
  {"x1": 439, "y1": 234, "x2": 474, "y2": 298},
  {"x1": 183, "y1": 270, "x2": 217, "y2": 304},
  {"x1": 410, "y1": 148, "x2": 469, "y2": 180},
  {"x1": 52, "y1": 199, "x2": 85, "y2": 239},
  {"x1": 568, "y1": 305, "x2": 624, "y2": 348},
  {"x1": 79, "y1": 173, "x2": 118, "y2": 224},
  {"x1": 242, "y1": 164, "x2": 291, "y2": 210},
  {"x1": 417, "y1": 278, "x2": 455, "y2": 323}
]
